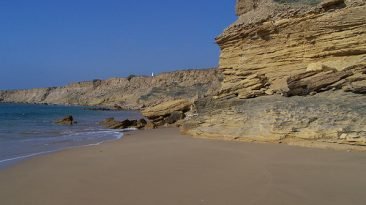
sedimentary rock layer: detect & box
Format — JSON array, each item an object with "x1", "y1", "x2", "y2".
[
  {"x1": 183, "y1": 91, "x2": 366, "y2": 150},
  {"x1": 217, "y1": 0, "x2": 366, "y2": 99},
  {"x1": 183, "y1": 0, "x2": 366, "y2": 149},
  {"x1": 0, "y1": 69, "x2": 222, "y2": 109},
  {"x1": 142, "y1": 99, "x2": 192, "y2": 126}
]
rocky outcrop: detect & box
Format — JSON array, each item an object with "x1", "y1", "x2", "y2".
[
  {"x1": 56, "y1": 115, "x2": 75, "y2": 126},
  {"x1": 99, "y1": 118, "x2": 148, "y2": 129},
  {"x1": 183, "y1": 91, "x2": 366, "y2": 150},
  {"x1": 141, "y1": 99, "x2": 192, "y2": 126},
  {"x1": 182, "y1": 0, "x2": 366, "y2": 150},
  {"x1": 0, "y1": 69, "x2": 222, "y2": 110},
  {"x1": 99, "y1": 99, "x2": 193, "y2": 130}
]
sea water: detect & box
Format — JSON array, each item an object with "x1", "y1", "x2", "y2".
[{"x1": 0, "y1": 103, "x2": 142, "y2": 168}]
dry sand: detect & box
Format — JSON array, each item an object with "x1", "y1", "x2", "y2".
[{"x1": 0, "y1": 128, "x2": 365, "y2": 205}]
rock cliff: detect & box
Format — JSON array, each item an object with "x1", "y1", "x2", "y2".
[
  {"x1": 217, "y1": 0, "x2": 366, "y2": 99},
  {"x1": 0, "y1": 69, "x2": 222, "y2": 110},
  {"x1": 183, "y1": 0, "x2": 366, "y2": 150}
]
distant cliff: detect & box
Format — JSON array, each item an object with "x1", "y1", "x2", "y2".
[
  {"x1": 0, "y1": 69, "x2": 222, "y2": 110},
  {"x1": 183, "y1": 0, "x2": 366, "y2": 150}
]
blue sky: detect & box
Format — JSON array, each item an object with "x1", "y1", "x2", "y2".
[{"x1": 0, "y1": 0, "x2": 236, "y2": 89}]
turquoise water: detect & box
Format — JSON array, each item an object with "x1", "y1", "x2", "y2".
[{"x1": 0, "y1": 103, "x2": 142, "y2": 168}]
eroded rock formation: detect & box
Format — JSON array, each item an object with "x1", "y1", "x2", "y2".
[
  {"x1": 183, "y1": 91, "x2": 366, "y2": 149},
  {"x1": 217, "y1": 0, "x2": 366, "y2": 99},
  {"x1": 142, "y1": 99, "x2": 192, "y2": 127},
  {"x1": 183, "y1": 0, "x2": 366, "y2": 150}
]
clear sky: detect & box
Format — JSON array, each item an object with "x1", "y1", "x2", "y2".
[{"x1": 0, "y1": 0, "x2": 236, "y2": 90}]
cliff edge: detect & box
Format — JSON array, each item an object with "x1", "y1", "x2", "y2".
[{"x1": 183, "y1": 0, "x2": 366, "y2": 150}]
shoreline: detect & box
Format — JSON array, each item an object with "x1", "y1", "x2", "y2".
[
  {"x1": 1, "y1": 127, "x2": 366, "y2": 205},
  {"x1": 0, "y1": 103, "x2": 144, "y2": 170},
  {"x1": 0, "y1": 132, "x2": 123, "y2": 169}
]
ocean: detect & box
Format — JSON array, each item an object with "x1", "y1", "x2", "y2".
[{"x1": 0, "y1": 103, "x2": 142, "y2": 168}]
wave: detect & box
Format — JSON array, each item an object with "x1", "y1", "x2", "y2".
[{"x1": 0, "y1": 129, "x2": 126, "y2": 167}]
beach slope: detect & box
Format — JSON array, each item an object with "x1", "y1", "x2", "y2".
[{"x1": 0, "y1": 128, "x2": 365, "y2": 205}]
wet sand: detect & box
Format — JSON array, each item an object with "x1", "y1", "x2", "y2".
[{"x1": 0, "y1": 127, "x2": 365, "y2": 205}]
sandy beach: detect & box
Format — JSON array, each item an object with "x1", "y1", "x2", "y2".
[{"x1": 0, "y1": 127, "x2": 365, "y2": 205}]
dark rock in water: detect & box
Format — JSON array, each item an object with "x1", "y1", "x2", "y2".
[
  {"x1": 120, "y1": 119, "x2": 137, "y2": 128},
  {"x1": 100, "y1": 118, "x2": 124, "y2": 129},
  {"x1": 99, "y1": 118, "x2": 149, "y2": 129},
  {"x1": 56, "y1": 115, "x2": 74, "y2": 125}
]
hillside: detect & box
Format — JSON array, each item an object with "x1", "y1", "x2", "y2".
[{"x1": 0, "y1": 69, "x2": 222, "y2": 110}]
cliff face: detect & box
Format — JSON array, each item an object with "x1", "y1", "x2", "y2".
[
  {"x1": 183, "y1": 0, "x2": 366, "y2": 150},
  {"x1": 0, "y1": 69, "x2": 222, "y2": 109},
  {"x1": 217, "y1": 0, "x2": 366, "y2": 99}
]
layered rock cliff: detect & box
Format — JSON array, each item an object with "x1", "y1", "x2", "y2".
[
  {"x1": 217, "y1": 0, "x2": 366, "y2": 99},
  {"x1": 183, "y1": 0, "x2": 366, "y2": 150},
  {"x1": 0, "y1": 69, "x2": 222, "y2": 110}
]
